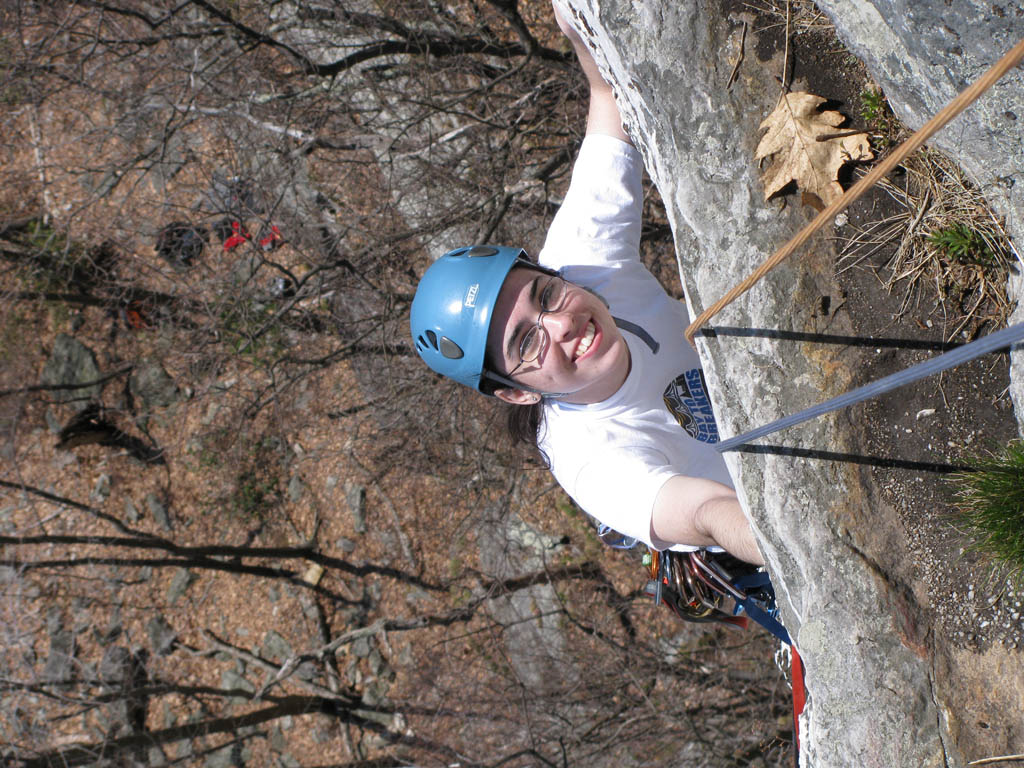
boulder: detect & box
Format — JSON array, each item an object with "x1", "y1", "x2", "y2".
[
  {"x1": 476, "y1": 502, "x2": 574, "y2": 694},
  {"x1": 42, "y1": 334, "x2": 102, "y2": 411},
  {"x1": 129, "y1": 360, "x2": 180, "y2": 410},
  {"x1": 147, "y1": 615, "x2": 177, "y2": 656}
]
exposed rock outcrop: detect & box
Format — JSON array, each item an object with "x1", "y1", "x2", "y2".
[
  {"x1": 565, "y1": 0, "x2": 1023, "y2": 765},
  {"x1": 42, "y1": 334, "x2": 103, "y2": 411}
]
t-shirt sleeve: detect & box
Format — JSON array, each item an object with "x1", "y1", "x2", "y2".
[
  {"x1": 568, "y1": 447, "x2": 681, "y2": 550},
  {"x1": 539, "y1": 134, "x2": 643, "y2": 272}
]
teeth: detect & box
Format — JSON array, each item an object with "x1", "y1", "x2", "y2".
[{"x1": 575, "y1": 322, "x2": 595, "y2": 360}]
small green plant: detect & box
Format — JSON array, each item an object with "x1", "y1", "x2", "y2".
[
  {"x1": 859, "y1": 87, "x2": 885, "y2": 124},
  {"x1": 447, "y1": 556, "x2": 463, "y2": 581},
  {"x1": 927, "y1": 223, "x2": 995, "y2": 267},
  {"x1": 858, "y1": 86, "x2": 901, "y2": 149},
  {"x1": 229, "y1": 437, "x2": 285, "y2": 519},
  {"x1": 952, "y1": 441, "x2": 1024, "y2": 584},
  {"x1": 10, "y1": 220, "x2": 101, "y2": 293},
  {"x1": 232, "y1": 473, "x2": 280, "y2": 518},
  {"x1": 219, "y1": 297, "x2": 287, "y2": 367}
]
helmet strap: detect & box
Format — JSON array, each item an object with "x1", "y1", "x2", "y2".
[{"x1": 482, "y1": 369, "x2": 569, "y2": 400}]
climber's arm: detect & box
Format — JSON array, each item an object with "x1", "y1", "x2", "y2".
[
  {"x1": 552, "y1": 1, "x2": 632, "y2": 144},
  {"x1": 651, "y1": 476, "x2": 765, "y2": 565}
]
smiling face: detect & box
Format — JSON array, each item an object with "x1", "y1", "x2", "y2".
[{"x1": 485, "y1": 267, "x2": 631, "y2": 405}]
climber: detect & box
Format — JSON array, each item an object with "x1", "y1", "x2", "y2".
[{"x1": 410, "y1": 1, "x2": 763, "y2": 566}]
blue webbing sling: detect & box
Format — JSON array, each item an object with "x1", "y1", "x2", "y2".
[{"x1": 714, "y1": 322, "x2": 1024, "y2": 453}]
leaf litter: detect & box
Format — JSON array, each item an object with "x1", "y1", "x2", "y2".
[{"x1": 756, "y1": 91, "x2": 874, "y2": 208}]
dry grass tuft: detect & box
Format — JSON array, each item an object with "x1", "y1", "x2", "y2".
[
  {"x1": 837, "y1": 148, "x2": 1018, "y2": 339},
  {"x1": 743, "y1": 0, "x2": 833, "y2": 36}
]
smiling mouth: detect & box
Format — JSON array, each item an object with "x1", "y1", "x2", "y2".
[{"x1": 574, "y1": 321, "x2": 596, "y2": 360}]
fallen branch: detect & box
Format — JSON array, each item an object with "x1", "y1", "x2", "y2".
[{"x1": 0, "y1": 364, "x2": 133, "y2": 399}]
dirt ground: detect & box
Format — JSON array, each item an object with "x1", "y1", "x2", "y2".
[{"x1": 835, "y1": 202, "x2": 1024, "y2": 762}]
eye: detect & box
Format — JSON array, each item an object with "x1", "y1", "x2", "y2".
[
  {"x1": 520, "y1": 326, "x2": 544, "y2": 363},
  {"x1": 540, "y1": 277, "x2": 563, "y2": 311}
]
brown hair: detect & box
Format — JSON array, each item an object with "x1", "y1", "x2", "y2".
[
  {"x1": 507, "y1": 401, "x2": 545, "y2": 451},
  {"x1": 479, "y1": 259, "x2": 556, "y2": 456}
]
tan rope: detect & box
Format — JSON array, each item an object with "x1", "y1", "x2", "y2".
[{"x1": 684, "y1": 37, "x2": 1024, "y2": 346}]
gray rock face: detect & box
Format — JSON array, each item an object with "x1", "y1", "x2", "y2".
[
  {"x1": 562, "y1": 0, "x2": 1024, "y2": 765},
  {"x1": 42, "y1": 334, "x2": 102, "y2": 411},
  {"x1": 129, "y1": 360, "x2": 180, "y2": 410},
  {"x1": 99, "y1": 645, "x2": 131, "y2": 685},
  {"x1": 345, "y1": 482, "x2": 367, "y2": 534},
  {"x1": 146, "y1": 493, "x2": 172, "y2": 531},
  {"x1": 476, "y1": 502, "x2": 573, "y2": 694},
  {"x1": 42, "y1": 622, "x2": 75, "y2": 682},
  {"x1": 166, "y1": 568, "x2": 195, "y2": 606},
  {"x1": 147, "y1": 615, "x2": 177, "y2": 656},
  {"x1": 262, "y1": 630, "x2": 293, "y2": 661}
]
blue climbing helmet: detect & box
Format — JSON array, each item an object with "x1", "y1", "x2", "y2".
[{"x1": 411, "y1": 245, "x2": 530, "y2": 392}]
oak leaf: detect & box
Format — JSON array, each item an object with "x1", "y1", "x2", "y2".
[{"x1": 755, "y1": 91, "x2": 874, "y2": 208}]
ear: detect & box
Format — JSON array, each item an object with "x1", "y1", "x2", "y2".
[{"x1": 493, "y1": 387, "x2": 541, "y2": 406}]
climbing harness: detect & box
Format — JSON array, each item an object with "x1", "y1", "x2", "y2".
[{"x1": 642, "y1": 547, "x2": 790, "y2": 645}]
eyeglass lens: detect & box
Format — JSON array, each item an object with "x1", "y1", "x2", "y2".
[{"x1": 519, "y1": 276, "x2": 566, "y2": 364}]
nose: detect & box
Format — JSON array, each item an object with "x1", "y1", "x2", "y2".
[{"x1": 541, "y1": 308, "x2": 574, "y2": 341}]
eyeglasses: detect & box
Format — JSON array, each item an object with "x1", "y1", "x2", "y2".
[{"x1": 507, "y1": 274, "x2": 568, "y2": 377}]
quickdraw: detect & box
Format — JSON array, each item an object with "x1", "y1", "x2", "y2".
[
  {"x1": 630, "y1": 540, "x2": 806, "y2": 762},
  {"x1": 641, "y1": 548, "x2": 791, "y2": 645}
]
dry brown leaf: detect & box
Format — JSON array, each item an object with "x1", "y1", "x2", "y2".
[{"x1": 755, "y1": 91, "x2": 874, "y2": 206}]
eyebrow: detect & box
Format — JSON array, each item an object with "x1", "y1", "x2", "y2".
[{"x1": 505, "y1": 274, "x2": 542, "y2": 362}]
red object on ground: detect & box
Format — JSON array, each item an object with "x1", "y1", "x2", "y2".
[
  {"x1": 222, "y1": 221, "x2": 250, "y2": 251},
  {"x1": 791, "y1": 647, "x2": 807, "y2": 755},
  {"x1": 259, "y1": 224, "x2": 282, "y2": 250},
  {"x1": 121, "y1": 301, "x2": 151, "y2": 330}
]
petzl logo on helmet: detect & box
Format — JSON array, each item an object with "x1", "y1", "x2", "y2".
[{"x1": 464, "y1": 283, "x2": 480, "y2": 308}]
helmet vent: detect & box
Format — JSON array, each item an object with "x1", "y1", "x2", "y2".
[
  {"x1": 466, "y1": 246, "x2": 498, "y2": 258},
  {"x1": 416, "y1": 332, "x2": 435, "y2": 352},
  {"x1": 439, "y1": 336, "x2": 463, "y2": 359}
]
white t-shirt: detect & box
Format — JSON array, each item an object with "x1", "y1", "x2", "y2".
[{"x1": 537, "y1": 134, "x2": 734, "y2": 551}]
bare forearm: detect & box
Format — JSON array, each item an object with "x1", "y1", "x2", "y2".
[
  {"x1": 692, "y1": 496, "x2": 764, "y2": 566},
  {"x1": 652, "y1": 476, "x2": 764, "y2": 565},
  {"x1": 552, "y1": 1, "x2": 631, "y2": 143}
]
